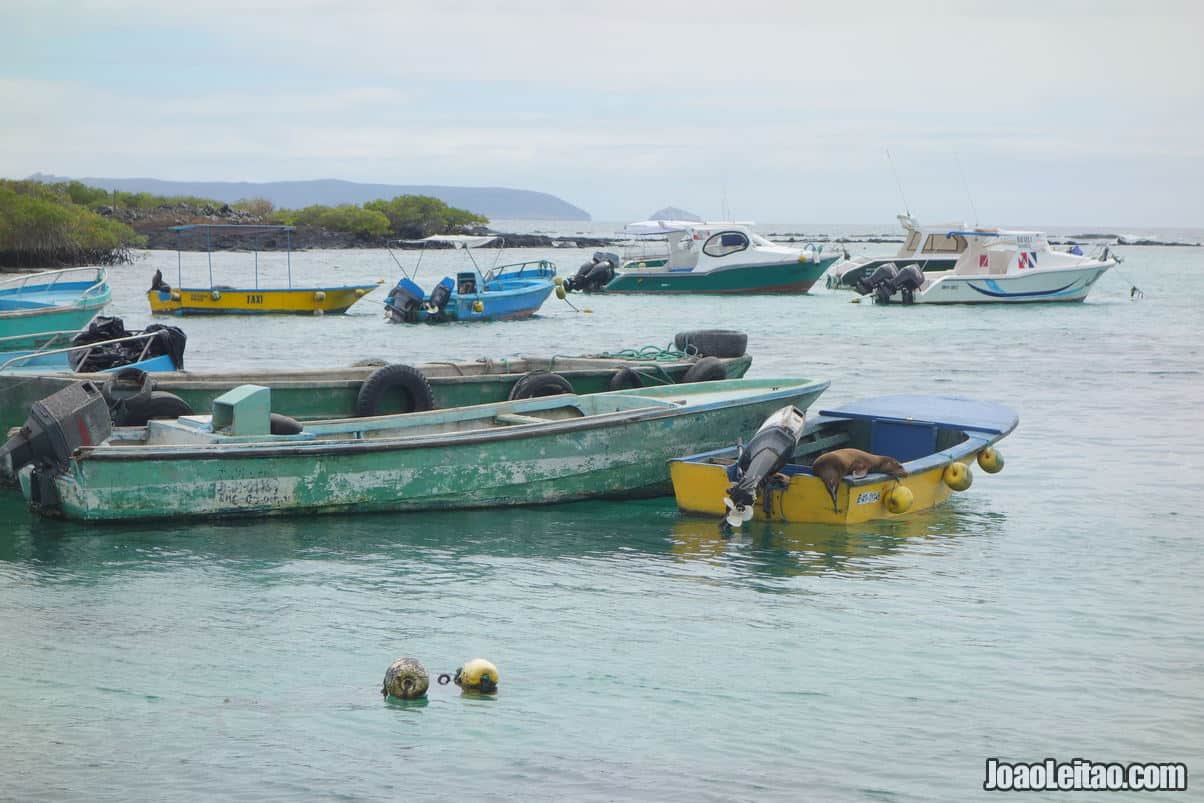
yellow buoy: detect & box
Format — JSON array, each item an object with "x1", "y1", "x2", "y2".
[
  {"x1": 977, "y1": 447, "x2": 1004, "y2": 474},
  {"x1": 472, "y1": 300, "x2": 485, "y2": 313},
  {"x1": 454, "y1": 658, "x2": 499, "y2": 694},
  {"x1": 210, "y1": 289, "x2": 222, "y2": 301},
  {"x1": 555, "y1": 285, "x2": 566, "y2": 300},
  {"x1": 885, "y1": 485, "x2": 914, "y2": 514},
  {"x1": 943, "y1": 462, "x2": 973, "y2": 491},
  {"x1": 314, "y1": 290, "x2": 326, "y2": 302},
  {"x1": 382, "y1": 656, "x2": 430, "y2": 700}
]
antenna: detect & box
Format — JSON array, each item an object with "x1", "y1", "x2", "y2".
[
  {"x1": 954, "y1": 150, "x2": 979, "y2": 226},
  {"x1": 885, "y1": 148, "x2": 911, "y2": 217}
]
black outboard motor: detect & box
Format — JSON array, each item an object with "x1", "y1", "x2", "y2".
[
  {"x1": 0, "y1": 381, "x2": 112, "y2": 504},
  {"x1": 426, "y1": 277, "x2": 454, "y2": 318},
  {"x1": 564, "y1": 252, "x2": 618, "y2": 292},
  {"x1": 855, "y1": 262, "x2": 899, "y2": 302},
  {"x1": 891, "y1": 264, "x2": 925, "y2": 304},
  {"x1": 724, "y1": 406, "x2": 807, "y2": 527},
  {"x1": 384, "y1": 278, "x2": 426, "y2": 323}
]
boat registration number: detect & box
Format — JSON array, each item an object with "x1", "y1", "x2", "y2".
[
  {"x1": 215, "y1": 477, "x2": 292, "y2": 508},
  {"x1": 245, "y1": 294, "x2": 264, "y2": 304},
  {"x1": 855, "y1": 490, "x2": 881, "y2": 505}
]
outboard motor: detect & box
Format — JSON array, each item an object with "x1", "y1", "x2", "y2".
[
  {"x1": 855, "y1": 262, "x2": 899, "y2": 302},
  {"x1": 723, "y1": 406, "x2": 807, "y2": 527},
  {"x1": 0, "y1": 381, "x2": 112, "y2": 505},
  {"x1": 426, "y1": 277, "x2": 455, "y2": 318},
  {"x1": 891, "y1": 264, "x2": 925, "y2": 304},
  {"x1": 384, "y1": 277, "x2": 426, "y2": 323},
  {"x1": 564, "y1": 252, "x2": 618, "y2": 292}
]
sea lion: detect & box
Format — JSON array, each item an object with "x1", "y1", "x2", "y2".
[{"x1": 811, "y1": 448, "x2": 908, "y2": 512}]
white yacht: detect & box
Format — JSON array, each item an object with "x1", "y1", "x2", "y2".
[{"x1": 856, "y1": 228, "x2": 1117, "y2": 304}]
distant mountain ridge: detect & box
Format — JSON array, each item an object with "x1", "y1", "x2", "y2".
[{"x1": 27, "y1": 173, "x2": 591, "y2": 221}]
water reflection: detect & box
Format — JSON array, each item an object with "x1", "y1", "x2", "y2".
[
  {"x1": 669, "y1": 503, "x2": 1006, "y2": 579},
  {"x1": 0, "y1": 493, "x2": 678, "y2": 574},
  {"x1": 1, "y1": 488, "x2": 1005, "y2": 585}
]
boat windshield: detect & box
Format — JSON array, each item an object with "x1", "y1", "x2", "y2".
[{"x1": 921, "y1": 233, "x2": 967, "y2": 254}]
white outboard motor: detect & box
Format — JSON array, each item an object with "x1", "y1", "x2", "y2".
[{"x1": 723, "y1": 405, "x2": 807, "y2": 527}]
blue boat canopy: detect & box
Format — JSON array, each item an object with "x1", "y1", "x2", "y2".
[{"x1": 818, "y1": 395, "x2": 1019, "y2": 435}]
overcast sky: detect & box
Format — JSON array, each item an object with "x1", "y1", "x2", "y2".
[{"x1": 3, "y1": 0, "x2": 1202, "y2": 225}]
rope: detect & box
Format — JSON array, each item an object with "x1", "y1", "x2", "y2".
[{"x1": 596, "y1": 345, "x2": 693, "y2": 361}]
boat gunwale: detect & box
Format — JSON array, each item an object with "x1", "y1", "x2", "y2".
[{"x1": 72, "y1": 379, "x2": 830, "y2": 462}]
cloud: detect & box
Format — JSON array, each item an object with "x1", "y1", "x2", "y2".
[{"x1": 3, "y1": 2, "x2": 1203, "y2": 223}]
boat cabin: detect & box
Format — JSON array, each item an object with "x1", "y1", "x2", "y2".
[
  {"x1": 895, "y1": 214, "x2": 970, "y2": 259},
  {"x1": 948, "y1": 229, "x2": 1052, "y2": 277},
  {"x1": 622, "y1": 221, "x2": 791, "y2": 272}
]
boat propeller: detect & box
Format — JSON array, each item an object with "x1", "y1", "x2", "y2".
[
  {"x1": 721, "y1": 405, "x2": 808, "y2": 528},
  {"x1": 723, "y1": 495, "x2": 755, "y2": 528}
]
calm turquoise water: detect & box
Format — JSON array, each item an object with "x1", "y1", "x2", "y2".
[{"x1": 1, "y1": 239, "x2": 1201, "y2": 800}]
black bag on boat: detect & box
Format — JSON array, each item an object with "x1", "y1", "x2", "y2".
[{"x1": 68, "y1": 317, "x2": 187, "y2": 373}]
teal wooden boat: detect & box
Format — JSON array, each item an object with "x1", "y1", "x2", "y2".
[
  {"x1": 0, "y1": 267, "x2": 111, "y2": 350},
  {"x1": 14, "y1": 377, "x2": 828, "y2": 522},
  {"x1": 0, "y1": 347, "x2": 753, "y2": 434}
]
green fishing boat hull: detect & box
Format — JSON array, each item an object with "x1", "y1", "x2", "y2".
[
  {"x1": 23, "y1": 378, "x2": 826, "y2": 522},
  {"x1": 603, "y1": 256, "x2": 837, "y2": 294},
  {"x1": 0, "y1": 354, "x2": 752, "y2": 433}
]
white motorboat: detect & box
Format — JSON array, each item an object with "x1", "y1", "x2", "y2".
[{"x1": 855, "y1": 228, "x2": 1117, "y2": 304}]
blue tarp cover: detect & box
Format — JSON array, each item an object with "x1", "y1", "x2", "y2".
[{"x1": 818, "y1": 395, "x2": 1018, "y2": 435}]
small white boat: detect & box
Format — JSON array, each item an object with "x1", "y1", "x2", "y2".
[
  {"x1": 826, "y1": 214, "x2": 967, "y2": 289},
  {"x1": 856, "y1": 228, "x2": 1116, "y2": 304}
]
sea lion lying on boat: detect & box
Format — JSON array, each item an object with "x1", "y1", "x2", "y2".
[{"x1": 811, "y1": 448, "x2": 908, "y2": 512}]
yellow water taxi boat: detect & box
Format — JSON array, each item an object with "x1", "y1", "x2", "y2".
[
  {"x1": 147, "y1": 224, "x2": 379, "y2": 315},
  {"x1": 670, "y1": 395, "x2": 1017, "y2": 525}
]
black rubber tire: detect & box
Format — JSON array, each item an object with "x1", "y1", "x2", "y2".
[
  {"x1": 608, "y1": 367, "x2": 643, "y2": 391},
  {"x1": 269, "y1": 413, "x2": 304, "y2": 435},
  {"x1": 356, "y1": 364, "x2": 436, "y2": 417},
  {"x1": 681, "y1": 356, "x2": 728, "y2": 383},
  {"x1": 673, "y1": 329, "x2": 747, "y2": 358},
  {"x1": 117, "y1": 391, "x2": 194, "y2": 426},
  {"x1": 508, "y1": 371, "x2": 574, "y2": 400}
]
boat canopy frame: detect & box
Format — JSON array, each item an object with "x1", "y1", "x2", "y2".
[{"x1": 169, "y1": 224, "x2": 296, "y2": 290}]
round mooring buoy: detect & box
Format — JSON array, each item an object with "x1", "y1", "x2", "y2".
[
  {"x1": 977, "y1": 447, "x2": 1004, "y2": 474},
  {"x1": 382, "y1": 656, "x2": 430, "y2": 700},
  {"x1": 454, "y1": 658, "x2": 499, "y2": 694},
  {"x1": 943, "y1": 462, "x2": 973, "y2": 491},
  {"x1": 885, "y1": 485, "x2": 914, "y2": 514}
]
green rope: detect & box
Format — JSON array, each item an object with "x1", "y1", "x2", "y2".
[{"x1": 595, "y1": 344, "x2": 693, "y2": 361}]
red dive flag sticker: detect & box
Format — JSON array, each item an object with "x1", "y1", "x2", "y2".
[{"x1": 979, "y1": 254, "x2": 989, "y2": 268}]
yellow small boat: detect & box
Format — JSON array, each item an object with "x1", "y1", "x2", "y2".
[
  {"x1": 147, "y1": 224, "x2": 379, "y2": 316},
  {"x1": 670, "y1": 395, "x2": 1017, "y2": 525}
]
